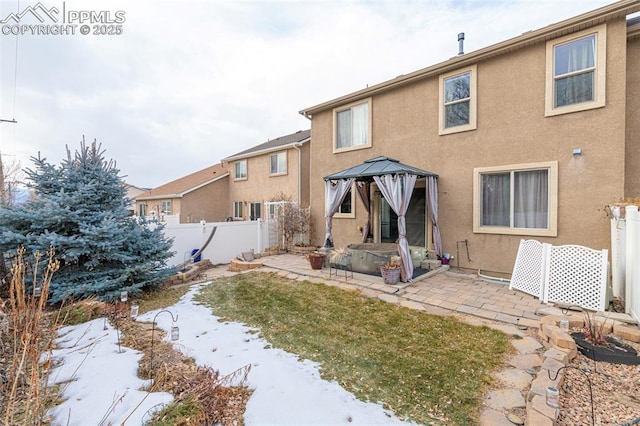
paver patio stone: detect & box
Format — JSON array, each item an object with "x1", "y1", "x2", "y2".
[
  {"x1": 479, "y1": 408, "x2": 514, "y2": 426},
  {"x1": 484, "y1": 388, "x2": 526, "y2": 410}
]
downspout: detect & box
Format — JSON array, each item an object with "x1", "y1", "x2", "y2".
[{"x1": 293, "y1": 143, "x2": 302, "y2": 204}]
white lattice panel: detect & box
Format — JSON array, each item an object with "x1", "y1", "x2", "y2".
[
  {"x1": 510, "y1": 240, "x2": 547, "y2": 299},
  {"x1": 544, "y1": 245, "x2": 608, "y2": 311}
]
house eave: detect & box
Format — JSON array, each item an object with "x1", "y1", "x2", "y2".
[
  {"x1": 223, "y1": 138, "x2": 310, "y2": 162},
  {"x1": 299, "y1": 0, "x2": 640, "y2": 116},
  {"x1": 135, "y1": 172, "x2": 230, "y2": 201}
]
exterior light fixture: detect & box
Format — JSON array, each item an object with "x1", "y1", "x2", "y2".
[{"x1": 572, "y1": 148, "x2": 582, "y2": 156}]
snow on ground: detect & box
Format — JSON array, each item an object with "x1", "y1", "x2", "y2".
[{"x1": 47, "y1": 283, "x2": 413, "y2": 425}]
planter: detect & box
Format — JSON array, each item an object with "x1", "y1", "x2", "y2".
[
  {"x1": 306, "y1": 253, "x2": 326, "y2": 270},
  {"x1": 380, "y1": 267, "x2": 401, "y2": 285},
  {"x1": 571, "y1": 332, "x2": 640, "y2": 365}
]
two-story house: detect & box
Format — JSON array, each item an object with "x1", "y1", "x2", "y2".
[
  {"x1": 223, "y1": 129, "x2": 311, "y2": 220},
  {"x1": 135, "y1": 163, "x2": 229, "y2": 223},
  {"x1": 300, "y1": 0, "x2": 640, "y2": 275}
]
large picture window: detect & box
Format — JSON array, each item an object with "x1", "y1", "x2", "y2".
[
  {"x1": 333, "y1": 99, "x2": 371, "y2": 152},
  {"x1": 545, "y1": 25, "x2": 606, "y2": 116},
  {"x1": 473, "y1": 162, "x2": 557, "y2": 236},
  {"x1": 439, "y1": 65, "x2": 477, "y2": 135}
]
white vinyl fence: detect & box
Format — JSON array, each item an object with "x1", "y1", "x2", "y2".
[
  {"x1": 612, "y1": 205, "x2": 640, "y2": 323},
  {"x1": 155, "y1": 219, "x2": 273, "y2": 268},
  {"x1": 510, "y1": 239, "x2": 609, "y2": 311}
]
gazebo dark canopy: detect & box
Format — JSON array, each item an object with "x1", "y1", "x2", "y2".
[
  {"x1": 324, "y1": 156, "x2": 438, "y2": 181},
  {"x1": 323, "y1": 156, "x2": 441, "y2": 283}
]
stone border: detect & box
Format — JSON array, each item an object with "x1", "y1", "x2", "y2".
[{"x1": 526, "y1": 313, "x2": 640, "y2": 425}]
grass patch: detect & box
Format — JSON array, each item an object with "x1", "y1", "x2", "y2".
[
  {"x1": 195, "y1": 272, "x2": 512, "y2": 425},
  {"x1": 133, "y1": 285, "x2": 192, "y2": 315}
]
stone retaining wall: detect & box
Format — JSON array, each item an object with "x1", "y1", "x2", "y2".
[{"x1": 527, "y1": 313, "x2": 640, "y2": 425}]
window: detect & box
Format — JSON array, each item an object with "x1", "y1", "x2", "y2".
[
  {"x1": 439, "y1": 65, "x2": 477, "y2": 135},
  {"x1": 234, "y1": 160, "x2": 247, "y2": 180},
  {"x1": 334, "y1": 188, "x2": 355, "y2": 218},
  {"x1": 249, "y1": 202, "x2": 262, "y2": 220},
  {"x1": 161, "y1": 200, "x2": 172, "y2": 215},
  {"x1": 473, "y1": 161, "x2": 558, "y2": 236},
  {"x1": 138, "y1": 203, "x2": 147, "y2": 217},
  {"x1": 270, "y1": 152, "x2": 287, "y2": 175},
  {"x1": 545, "y1": 25, "x2": 606, "y2": 116},
  {"x1": 233, "y1": 201, "x2": 244, "y2": 219},
  {"x1": 333, "y1": 99, "x2": 371, "y2": 152}
]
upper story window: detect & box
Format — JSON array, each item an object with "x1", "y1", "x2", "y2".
[
  {"x1": 473, "y1": 161, "x2": 558, "y2": 237},
  {"x1": 545, "y1": 24, "x2": 606, "y2": 116},
  {"x1": 270, "y1": 152, "x2": 287, "y2": 175},
  {"x1": 439, "y1": 65, "x2": 477, "y2": 135},
  {"x1": 234, "y1": 160, "x2": 247, "y2": 180},
  {"x1": 161, "y1": 200, "x2": 172, "y2": 215},
  {"x1": 333, "y1": 99, "x2": 371, "y2": 153}
]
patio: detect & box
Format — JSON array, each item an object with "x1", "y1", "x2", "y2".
[{"x1": 256, "y1": 253, "x2": 546, "y2": 329}]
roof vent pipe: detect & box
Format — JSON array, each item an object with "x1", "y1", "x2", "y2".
[{"x1": 458, "y1": 32, "x2": 465, "y2": 55}]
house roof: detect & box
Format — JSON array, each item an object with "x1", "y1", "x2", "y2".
[
  {"x1": 135, "y1": 163, "x2": 229, "y2": 201},
  {"x1": 224, "y1": 129, "x2": 311, "y2": 162},
  {"x1": 324, "y1": 156, "x2": 438, "y2": 181},
  {"x1": 300, "y1": 0, "x2": 640, "y2": 117}
]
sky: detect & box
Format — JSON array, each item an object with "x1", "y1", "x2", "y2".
[
  {"x1": 47, "y1": 283, "x2": 414, "y2": 425},
  {"x1": 0, "y1": 0, "x2": 623, "y2": 189}
]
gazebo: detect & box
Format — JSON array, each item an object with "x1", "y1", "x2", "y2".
[{"x1": 323, "y1": 156, "x2": 441, "y2": 283}]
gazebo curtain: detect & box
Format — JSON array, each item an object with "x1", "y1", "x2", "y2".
[
  {"x1": 373, "y1": 173, "x2": 417, "y2": 282},
  {"x1": 355, "y1": 181, "x2": 371, "y2": 243},
  {"x1": 427, "y1": 176, "x2": 443, "y2": 256},
  {"x1": 324, "y1": 178, "x2": 355, "y2": 248}
]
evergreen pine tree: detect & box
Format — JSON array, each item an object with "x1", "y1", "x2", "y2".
[{"x1": 0, "y1": 138, "x2": 175, "y2": 303}]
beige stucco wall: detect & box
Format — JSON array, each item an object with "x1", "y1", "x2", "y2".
[
  {"x1": 625, "y1": 35, "x2": 640, "y2": 198},
  {"x1": 180, "y1": 176, "x2": 229, "y2": 223},
  {"x1": 227, "y1": 146, "x2": 309, "y2": 219},
  {"x1": 309, "y1": 19, "x2": 629, "y2": 275}
]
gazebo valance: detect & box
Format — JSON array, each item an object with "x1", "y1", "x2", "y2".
[{"x1": 323, "y1": 156, "x2": 441, "y2": 283}]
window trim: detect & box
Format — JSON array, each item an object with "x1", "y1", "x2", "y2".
[
  {"x1": 473, "y1": 161, "x2": 558, "y2": 236},
  {"x1": 332, "y1": 98, "x2": 372, "y2": 153},
  {"x1": 269, "y1": 151, "x2": 287, "y2": 176},
  {"x1": 438, "y1": 65, "x2": 477, "y2": 135},
  {"x1": 545, "y1": 24, "x2": 606, "y2": 117},
  {"x1": 161, "y1": 200, "x2": 172, "y2": 215},
  {"x1": 233, "y1": 201, "x2": 244, "y2": 219},
  {"x1": 234, "y1": 160, "x2": 247, "y2": 180},
  {"x1": 334, "y1": 186, "x2": 355, "y2": 219},
  {"x1": 249, "y1": 201, "x2": 262, "y2": 220}
]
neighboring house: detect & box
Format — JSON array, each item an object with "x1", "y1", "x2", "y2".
[
  {"x1": 125, "y1": 184, "x2": 149, "y2": 216},
  {"x1": 223, "y1": 129, "x2": 311, "y2": 221},
  {"x1": 135, "y1": 163, "x2": 229, "y2": 223},
  {"x1": 299, "y1": 1, "x2": 640, "y2": 275}
]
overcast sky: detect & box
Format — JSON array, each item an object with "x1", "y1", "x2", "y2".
[{"x1": 0, "y1": 0, "x2": 620, "y2": 188}]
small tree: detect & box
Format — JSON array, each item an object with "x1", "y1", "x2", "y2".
[
  {"x1": 271, "y1": 192, "x2": 312, "y2": 251},
  {"x1": 0, "y1": 138, "x2": 175, "y2": 303}
]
